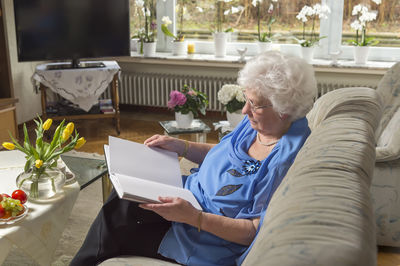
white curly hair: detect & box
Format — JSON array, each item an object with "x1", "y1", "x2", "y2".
[{"x1": 237, "y1": 51, "x2": 317, "y2": 121}]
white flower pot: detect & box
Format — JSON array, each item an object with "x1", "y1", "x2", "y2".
[
  {"x1": 213, "y1": 32, "x2": 228, "y2": 58},
  {"x1": 300, "y1": 46, "x2": 314, "y2": 63},
  {"x1": 175, "y1": 112, "x2": 194, "y2": 128},
  {"x1": 130, "y1": 38, "x2": 139, "y2": 52},
  {"x1": 172, "y1": 41, "x2": 187, "y2": 56},
  {"x1": 143, "y1": 42, "x2": 156, "y2": 57},
  {"x1": 257, "y1": 41, "x2": 271, "y2": 54},
  {"x1": 353, "y1": 46, "x2": 370, "y2": 65},
  {"x1": 227, "y1": 110, "x2": 245, "y2": 128}
]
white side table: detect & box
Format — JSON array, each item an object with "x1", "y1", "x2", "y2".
[
  {"x1": 0, "y1": 151, "x2": 80, "y2": 265},
  {"x1": 159, "y1": 119, "x2": 211, "y2": 143}
]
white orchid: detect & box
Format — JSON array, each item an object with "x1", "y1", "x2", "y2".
[
  {"x1": 251, "y1": 0, "x2": 261, "y2": 7},
  {"x1": 350, "y1": 20, "x2": 363, "y2": 31},
  {"x1": 162, "y1": 16, "x2": 172, "y2": 25},
  {"x1": 349, "y1": 4, "x2": 379, "y2": 46},
  {"x1": 254, "y1": 0, "x2": 279, "y2": 42},
  {"x1": 296, "y1": 3, "x2": 331, "y2": 47},
  {"x1": 136, "y1": 0, "x2": 144, "y2": 8},
  {"x1": 196, "y1": 6, "x2": 204, "y2": 12}
]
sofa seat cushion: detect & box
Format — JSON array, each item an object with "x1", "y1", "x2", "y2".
[{"x1": 100, "y1": 256, "x2": 179, "y2": 265}]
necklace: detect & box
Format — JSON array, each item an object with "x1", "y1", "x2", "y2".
[{"x1": 257, "y1": 133, "x2": 280, "y2": 147}]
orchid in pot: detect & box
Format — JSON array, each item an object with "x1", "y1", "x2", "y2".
[
  {"x1": 134, "y1": 0, "x2": 156, "y2": 56},
  {"x1": 252, "y1": 0, "x2": 279, "y2": 53},
  {"x1": 295, "y1": 3, "x2": 330, "y2": 62},
  {"x1": 131, "y1": 0, "x2": 145, "y2": 53},
  {"x1": 161, "y1": 1, "x2": 187, "y2": 55},
  {"x1": 168, "y1": 85, "x2": 208, "y2": 128},
  {"x1": 217, "y1": 84, "x2": 245, "y2": 127},
  {"x1": 348, "y1": 1, "x2": 380, "y2": 64},
  {"x1": 213, "y1": 0, "x2": 243, "y2": 57},
  {"x1": 2, "y1": 117, "x2": 86, "y2": 199}
]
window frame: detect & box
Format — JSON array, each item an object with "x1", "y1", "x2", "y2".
[{"x1": 155, "y1": 0, "x2": 400, "y2": 62}]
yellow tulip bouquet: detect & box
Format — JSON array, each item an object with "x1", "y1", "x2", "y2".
[{"x1": 2, "y1": 117, "x2": 86, "y2": 198}]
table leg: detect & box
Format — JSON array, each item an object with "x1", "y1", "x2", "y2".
[
  {"x1": 195, "y1": 133, "x2": 207, "y2": 143},
  {"x1": 102, "y1": 174, "x2": 113, "y2": 203},
  {"x1": 40, "y1": 84, "x2": 47, "y2": 120},
  {"x1": 112, "y1": 73, "x2": 121, "y2": 135}
]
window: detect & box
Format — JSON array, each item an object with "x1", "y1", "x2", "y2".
[{"x1": 130, "y1": 0, "x2": 400, "y2": 62}]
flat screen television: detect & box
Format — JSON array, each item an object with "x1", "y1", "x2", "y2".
[{"x1": 14, "y1": 0, "x2": 130, "y2": 69}]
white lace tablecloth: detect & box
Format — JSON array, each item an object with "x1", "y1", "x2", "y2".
[
  {"x1": 0, "y1": 150, "x2": 80, "y2": 265},
  {"x1": 32, "y1": 61, "x2": 120, "y2": 112}
]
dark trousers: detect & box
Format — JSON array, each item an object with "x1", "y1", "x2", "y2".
[{"x1": 70, "y1": 190, "x2": 175, "y2": 266}]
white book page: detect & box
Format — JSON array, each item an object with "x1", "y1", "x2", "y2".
[
  {"x1": 109, "y1": 136, "x2": 182, "y2": 188},
  {"x1": 104, "y1": 145, "x2": 123, "y2": 198},
  {"x1": 116, "y1": 173, "x2": 202, "y2": 210}
]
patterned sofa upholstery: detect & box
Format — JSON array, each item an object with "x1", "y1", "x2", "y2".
[
  {"x1": 370, "y1": 62, "x2": 400, "y2": 247},
  {"x1": 101, "y1": 87, "x2": 382, "y2": 266}
]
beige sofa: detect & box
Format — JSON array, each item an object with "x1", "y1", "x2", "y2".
[{"x1": 101, "y1": 87, "x2": 382, "y2": 266}]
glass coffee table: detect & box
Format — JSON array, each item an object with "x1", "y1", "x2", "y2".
[
  {"x1": 61, "y1": 153, "x2": 111, "y2": 202},
  {"x1": 159, "y1": 119, "x2": 211, "y2": 143}
]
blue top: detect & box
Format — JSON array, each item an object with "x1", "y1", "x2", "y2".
[{"x1": 158, "y1": 116, "x2": 310, "y2": 265}]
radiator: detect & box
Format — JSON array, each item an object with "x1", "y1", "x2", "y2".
[{"x1": 102, "y1": 72, "x2": 364, "y2": 111}]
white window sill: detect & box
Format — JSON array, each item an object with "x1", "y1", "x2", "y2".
[{"x1": 115, "y1": 52, "x2": 396, "y2": 75}]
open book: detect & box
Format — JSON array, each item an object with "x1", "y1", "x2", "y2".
[{"x1": 104, "y1": 136, "x2": 202, "y2": 210}]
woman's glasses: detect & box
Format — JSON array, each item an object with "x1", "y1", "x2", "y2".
[{"x1": 242, "y1": 92, "x2": 273, "y2": 112}]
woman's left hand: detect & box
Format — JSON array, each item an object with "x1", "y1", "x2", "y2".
[{"x1": 139, "y1": 197, "x2": 198, "y2": 225}]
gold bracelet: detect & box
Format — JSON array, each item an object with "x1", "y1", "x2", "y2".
[
  {"x1": 197, "y1": 210, "x2": 203, "y2": 232},
  {"x1": 181, "y1": 140, "x2": 189, "y2": 157}
]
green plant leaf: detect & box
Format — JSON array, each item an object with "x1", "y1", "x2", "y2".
[
  {"x1": 161, "y1": 24, "x2": 176, "y2": 39},
  {"x1": 24, "y1": 156, "x2": 34, "y2": 172}
]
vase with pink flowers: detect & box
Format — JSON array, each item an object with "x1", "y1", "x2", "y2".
[{"x1": 167, "y1": 85, "x2": 208, "y2": 128}]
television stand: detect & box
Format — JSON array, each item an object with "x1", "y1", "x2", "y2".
[{"x1": 46, "y1": 61, "x2": 106, "y2": 70}]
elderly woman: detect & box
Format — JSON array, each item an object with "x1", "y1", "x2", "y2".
[{"x1": 71, "y1": 51, "x2": 316, "y2": 266}]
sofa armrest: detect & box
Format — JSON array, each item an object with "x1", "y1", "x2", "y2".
[{"x1": 244, "y1": 87, "x2": 382, "y2": 266}]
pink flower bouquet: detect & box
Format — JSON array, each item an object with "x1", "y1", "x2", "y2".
[{"x1": 167, "y1": 85, "x2": 208, "y2": 117}]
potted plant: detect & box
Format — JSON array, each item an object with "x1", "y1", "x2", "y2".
[
  {"x1": 161, "y1": 0, "x2": 187, "y2": 56},
  {"x1": 141, "y1": 0, "x2": 156, "y2": 57},
  {"x1": 295, "y1": 3, "x2": 331, "y2": 63},
  {"x1": 212, "y1": 0, "x2": 242, "y2": 57},
  {"x1": 2, "y1": 117, "x2": 86, "y2": 199},
  {"x1": 167, "y1": 85, "x2": 208, "y2": 128},
  {"x1": 348, "y1": 1, "x2": 380, "y2": 64},
  {"x1": 217, "y1": 84, "x2": 245, "y2": 127},
  {"x1": 252, "y1": 0, "x2": 279, "y2": 54},
  {"x1": 131, "y1": 0, "x2": 145, "y2": 53}
]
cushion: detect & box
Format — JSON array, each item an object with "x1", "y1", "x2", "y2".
[{"x1": 375, "y1": 62, "x2": 400, "y2": 161}]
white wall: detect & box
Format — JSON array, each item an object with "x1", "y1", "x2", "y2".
[{"x1": 3, "y1": 0, "x2": 42, "y2": 124}]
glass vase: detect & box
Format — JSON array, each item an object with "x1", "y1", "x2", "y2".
[{"x1": 16, "y1": 167, "x2": 66, "y2": 200}]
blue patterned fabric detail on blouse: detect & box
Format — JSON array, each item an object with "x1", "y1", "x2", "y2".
[
  {"x1": 242, "y1": 160, "x2": 261, "y2": 175},
  {"x1": 227, "y1": 169, "x2": 243, "y2": 177},
  {"x1": 216, "y1": 184, "x2": 243, "y2": 196}
]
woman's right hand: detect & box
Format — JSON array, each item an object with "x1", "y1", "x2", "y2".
[{"x1": 144, "y1": 134, "x2": 186, "y2": 156}]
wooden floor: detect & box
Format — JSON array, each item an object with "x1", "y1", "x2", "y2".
[{"x1": 21, "y1": 108, "x2": 400, "y2": 266}]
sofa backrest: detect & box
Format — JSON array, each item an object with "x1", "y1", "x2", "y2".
[{"x1": 243, "y1": 87, "x2": 382, "y2": 266}]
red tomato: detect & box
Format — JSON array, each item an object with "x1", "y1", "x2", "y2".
[
  {"x1": 0, "y1": 205, "x2": 4, "y2": 218},
  {"x1": 11, "y1": 190, "x2": 27, "y2": 204}
]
